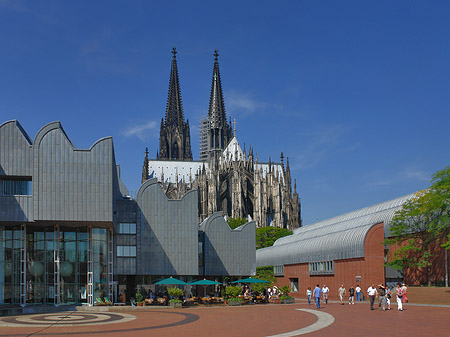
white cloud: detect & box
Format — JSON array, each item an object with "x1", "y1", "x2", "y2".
[
  {"x1": 0, "y1": 0, "x2": 28, "y2": 12},
  {"x1": 225, "y1": 90, "x2": 259, "y2": 115},
  {"x1": 122, "y1": 121, "x2": 157, "y2": 141},
  {"x1": 225, "y1": 90, "x2": 284, "y2": 116},
  {"x1": 401, "y1": 168, "x2": 429, "y2": 182},
  {"x1": 366, "y1": 166, "x2": 430, "y2": 190}
]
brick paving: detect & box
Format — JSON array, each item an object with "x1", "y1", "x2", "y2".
[{"x1": 0, "y1": 301, "x2": 449, "y2": 337}]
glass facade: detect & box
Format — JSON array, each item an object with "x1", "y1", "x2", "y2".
[{"x1": 0, "y1": 225, "x2": 111, "y2": 306}]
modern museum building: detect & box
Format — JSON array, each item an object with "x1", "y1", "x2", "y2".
[{"x1": 0, "y1": 120, "x2": 256, "y2": 307}]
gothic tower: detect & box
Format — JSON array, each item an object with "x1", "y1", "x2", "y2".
[
  {"x1": 158, "y1": 47, "x2": 193, "y2": 161},
  {"x1": 206, "y1": 49, "x2": 232, "y2": 161}
]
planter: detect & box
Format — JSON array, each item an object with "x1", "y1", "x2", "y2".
[
  {"x1": 170, "y1": 302, "x2": 182, "y2": 308},
  {"x1": 137, "y1": 302, "x2": 145, "y2": 306},
  {"x1": 280, "y1": 298, "x2": 295, "y2": 304},
  {"x1": 227, "y1": 300, "x2": 242, "y2": 306}
]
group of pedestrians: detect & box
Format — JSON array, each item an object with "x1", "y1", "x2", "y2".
[{"x1": 307, "y1": 282, "x2": 408, "y2": 311}]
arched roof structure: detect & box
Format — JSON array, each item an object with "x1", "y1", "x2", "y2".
[{"x1": 256, "y1": 193, "x2": 416, "y2": 267}]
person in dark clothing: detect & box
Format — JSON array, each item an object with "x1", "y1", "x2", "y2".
[
  {"x1": 348, "y1": 285, "x2": 355, "y2": 304},
  {"x1": 378, "y1": 284, "x2": 386, "y2": 311}
]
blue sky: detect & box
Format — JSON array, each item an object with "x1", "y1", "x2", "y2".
[{"x1": 1, "y1": 0, "x2": 449, "y2": 225}]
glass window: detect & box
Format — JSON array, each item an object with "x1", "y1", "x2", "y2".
[
  {"x1": 118, "y1": 223, "x2": 136, "y2": 234},
  {"x1": 1, "y1": 179, "x2": 32, "y2": 195},
  {"x1": 117, "y1": 245, "x2": 136, "y2": 257},
  {"x1": 309, "y1": 260, "x2": 334, "y2": 275}
]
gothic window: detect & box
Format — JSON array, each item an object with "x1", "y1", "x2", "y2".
[{"x1": 172, "y1": 143, "x2": 179, "y2": 160}]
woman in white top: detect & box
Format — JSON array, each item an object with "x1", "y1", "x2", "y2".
[{"x1": 396, "y1": 283, "x2": 404, "y2": 311}]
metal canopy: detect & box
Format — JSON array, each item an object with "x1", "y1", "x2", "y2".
[{"x1": 257, "y1": 193, "x2": 415, "y2": 267}]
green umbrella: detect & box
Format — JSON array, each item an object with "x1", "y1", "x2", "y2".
[
  {"x1": 155, "y1": 276, "x2": 188, "y2": 285},
  {"x1": 190, "y1": 279, "x2": 222, "y2": 286},
  {"x1": 232, "y1": 277, "x2": 270, "y2": 284},
  {"x1": 190, "y1": 279, "x2": 221, "y2": 297}
]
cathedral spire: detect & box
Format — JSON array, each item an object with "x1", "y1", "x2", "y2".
[
  {"x1": 208, "y1": 49, "x2": 226, "y2": 128},
  {"x1": 141, "y1": 147, "x2": 149, "y2": 184},
  {"x1": 207, "y1": 49, "x2": 232, "y2": 159},
  {"x1": 164, "y1": 47, "x2": 184, "y2": 128},
  {"x1": 159, "y1": 47, "x2": 193, "y2": 160}
]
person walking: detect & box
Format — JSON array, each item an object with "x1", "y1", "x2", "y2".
[
  {"x1": 367, "y1": 284, "x2": 377, "y2": 310},
  {"x1": 322, "y1": 285, "x2": 329, "y2": 304},
  {"x1": 377, "y1": 284, "x2": 386, "y2": 311},
  {"x1": 401, "y1": 283, "x2": 408, "y2": 303},
  {"x1": 313, "y1": 284, "x2": 322, "y2": 309},
  {"x1": 306, "y1": 287, "x2": 312, "y2": 305},
  {"x1": 355, "y1": 285, "x2": 362, "y2": 301},
  {"x1": 348, "y1": 285, "x2": 355, "y2": 304},
  {"x1": 386, "y1": 286, "x2": 392, "y2": 310},
  {"x1": 396, "y1": 283, "x2": 404, "y2": 311},
  {"x1": 338, "y1": 284, "x2": 346, "y2": 305}
]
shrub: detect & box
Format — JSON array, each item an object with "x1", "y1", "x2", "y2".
[
  {"x1": 168, "y1": 287, "x2": 184, "y2": 298},
  {"x1": 227, "y1": 297, "x2": 243, "y2": 303},
  {"x1": 279, "y1": 285, "x2": 290, "y2": 297},
  {"x1": 252, "y1": 283, "x2": 267, "y2": 295},
  {"x1": 225, "y1": 286, "x2": 242, "y2": 299},
  {"x1": 169, "y1": 299, "x2": 183, "y2": 304},
  {"x1": 135, "y1": 288, "x2": 144, "y2": 303}
]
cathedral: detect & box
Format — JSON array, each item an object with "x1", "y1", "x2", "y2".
[{"x1": 142, "y1": 48, "x2": 301, "y2": 230}]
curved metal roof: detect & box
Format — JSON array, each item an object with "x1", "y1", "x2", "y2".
[{"x1": 256, "y1": 193, "x2": 415, "y2": 267}]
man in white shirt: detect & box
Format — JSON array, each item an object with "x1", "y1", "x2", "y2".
[
  {"x1": 367, "y1": 284, "x2": 377, "y2": 310},
  {"x1": 355, "y1": 285, "x2": 362, "y2": 301},
  {"x1": 322, "y1": 285, "x2": 330, "y2": 304}
]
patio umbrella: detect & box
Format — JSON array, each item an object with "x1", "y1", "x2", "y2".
[
  {"x1": 155, "y1": 276, "x2": 188, "y2": 285},
  {"x1": 189, "y1": 279, "x2": 221, "y2": 297},
  {"x1": 232, "y1": 277, "x2": 270, "y2": 284},
  {"x1": 190, "y1": 279, "x2": 222, "y2": 286}
]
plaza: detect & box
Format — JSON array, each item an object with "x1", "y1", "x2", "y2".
[{"x1": 0, "y1": 298, "x2": 449, "y2": 337}]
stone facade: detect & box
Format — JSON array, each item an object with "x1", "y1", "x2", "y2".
[{"x1": 142, "y1": 49, "x2": 301, "y2": 230}]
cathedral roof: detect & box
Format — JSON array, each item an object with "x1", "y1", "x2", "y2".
[{"x1": 221, "y1": 136, "x2": 243, "y2": 162}]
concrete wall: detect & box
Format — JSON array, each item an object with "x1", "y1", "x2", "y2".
[{"x1": 201, "y1": 213, "x2": 256, "y2": 276}]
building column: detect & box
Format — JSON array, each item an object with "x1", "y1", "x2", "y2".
[
  {"x1": 20, "y1": 224, "x2": 26, "y2": 307},
  {"x1": 87, "y1": 226, "x2": 93, "y2": 306},
  {"x1": 107, "y1": 228, "x2": 114, "y2": 303},
  {"x1": 53, "y1": 224, "x2": 60, "y2": 307}
]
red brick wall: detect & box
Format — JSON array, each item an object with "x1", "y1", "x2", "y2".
[
  {"x1": 387, "y1": 238, "x2": 449, "y2": 285},
  {"x1": 276, "y1": 222, "x2": 385, "y2": 300}
]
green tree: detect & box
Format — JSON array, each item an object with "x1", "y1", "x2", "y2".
[
  {"x1": 430, "y1": 166, "x2": 450, "y2": 250},
  {"x1": 252, "y1": 266, "x2": 276, "y2": 294},
  {"x1": 227, "y1": 217, "x2": 247, "y2": 229},
  {"x1": 385, "y1": 166, "x2": 450, "y2": 285},
  {"x1": 256, "y1": 227, "x2": 292, "y2": 249},
  {"x1": 256, "y1": 266, "x2": 276, "y2": 284}
]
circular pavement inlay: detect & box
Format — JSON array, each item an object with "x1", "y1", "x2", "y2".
[{"x1": 0, "y1": 312, "x2": 136, "y2": 327}]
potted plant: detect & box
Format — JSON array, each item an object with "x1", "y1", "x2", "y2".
[
  {"x1": 279, "y1": 285, "x2": 295, "y2": 304},
  {"x1": 225, "y1": 286, "x2": 243, "y2": 306},
  {"x1": 168, "y1": 287, "x2": 184, "y2": 308},
  {"x1": 135, "y1": 287, "x2": 144, "y2": 306}
]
